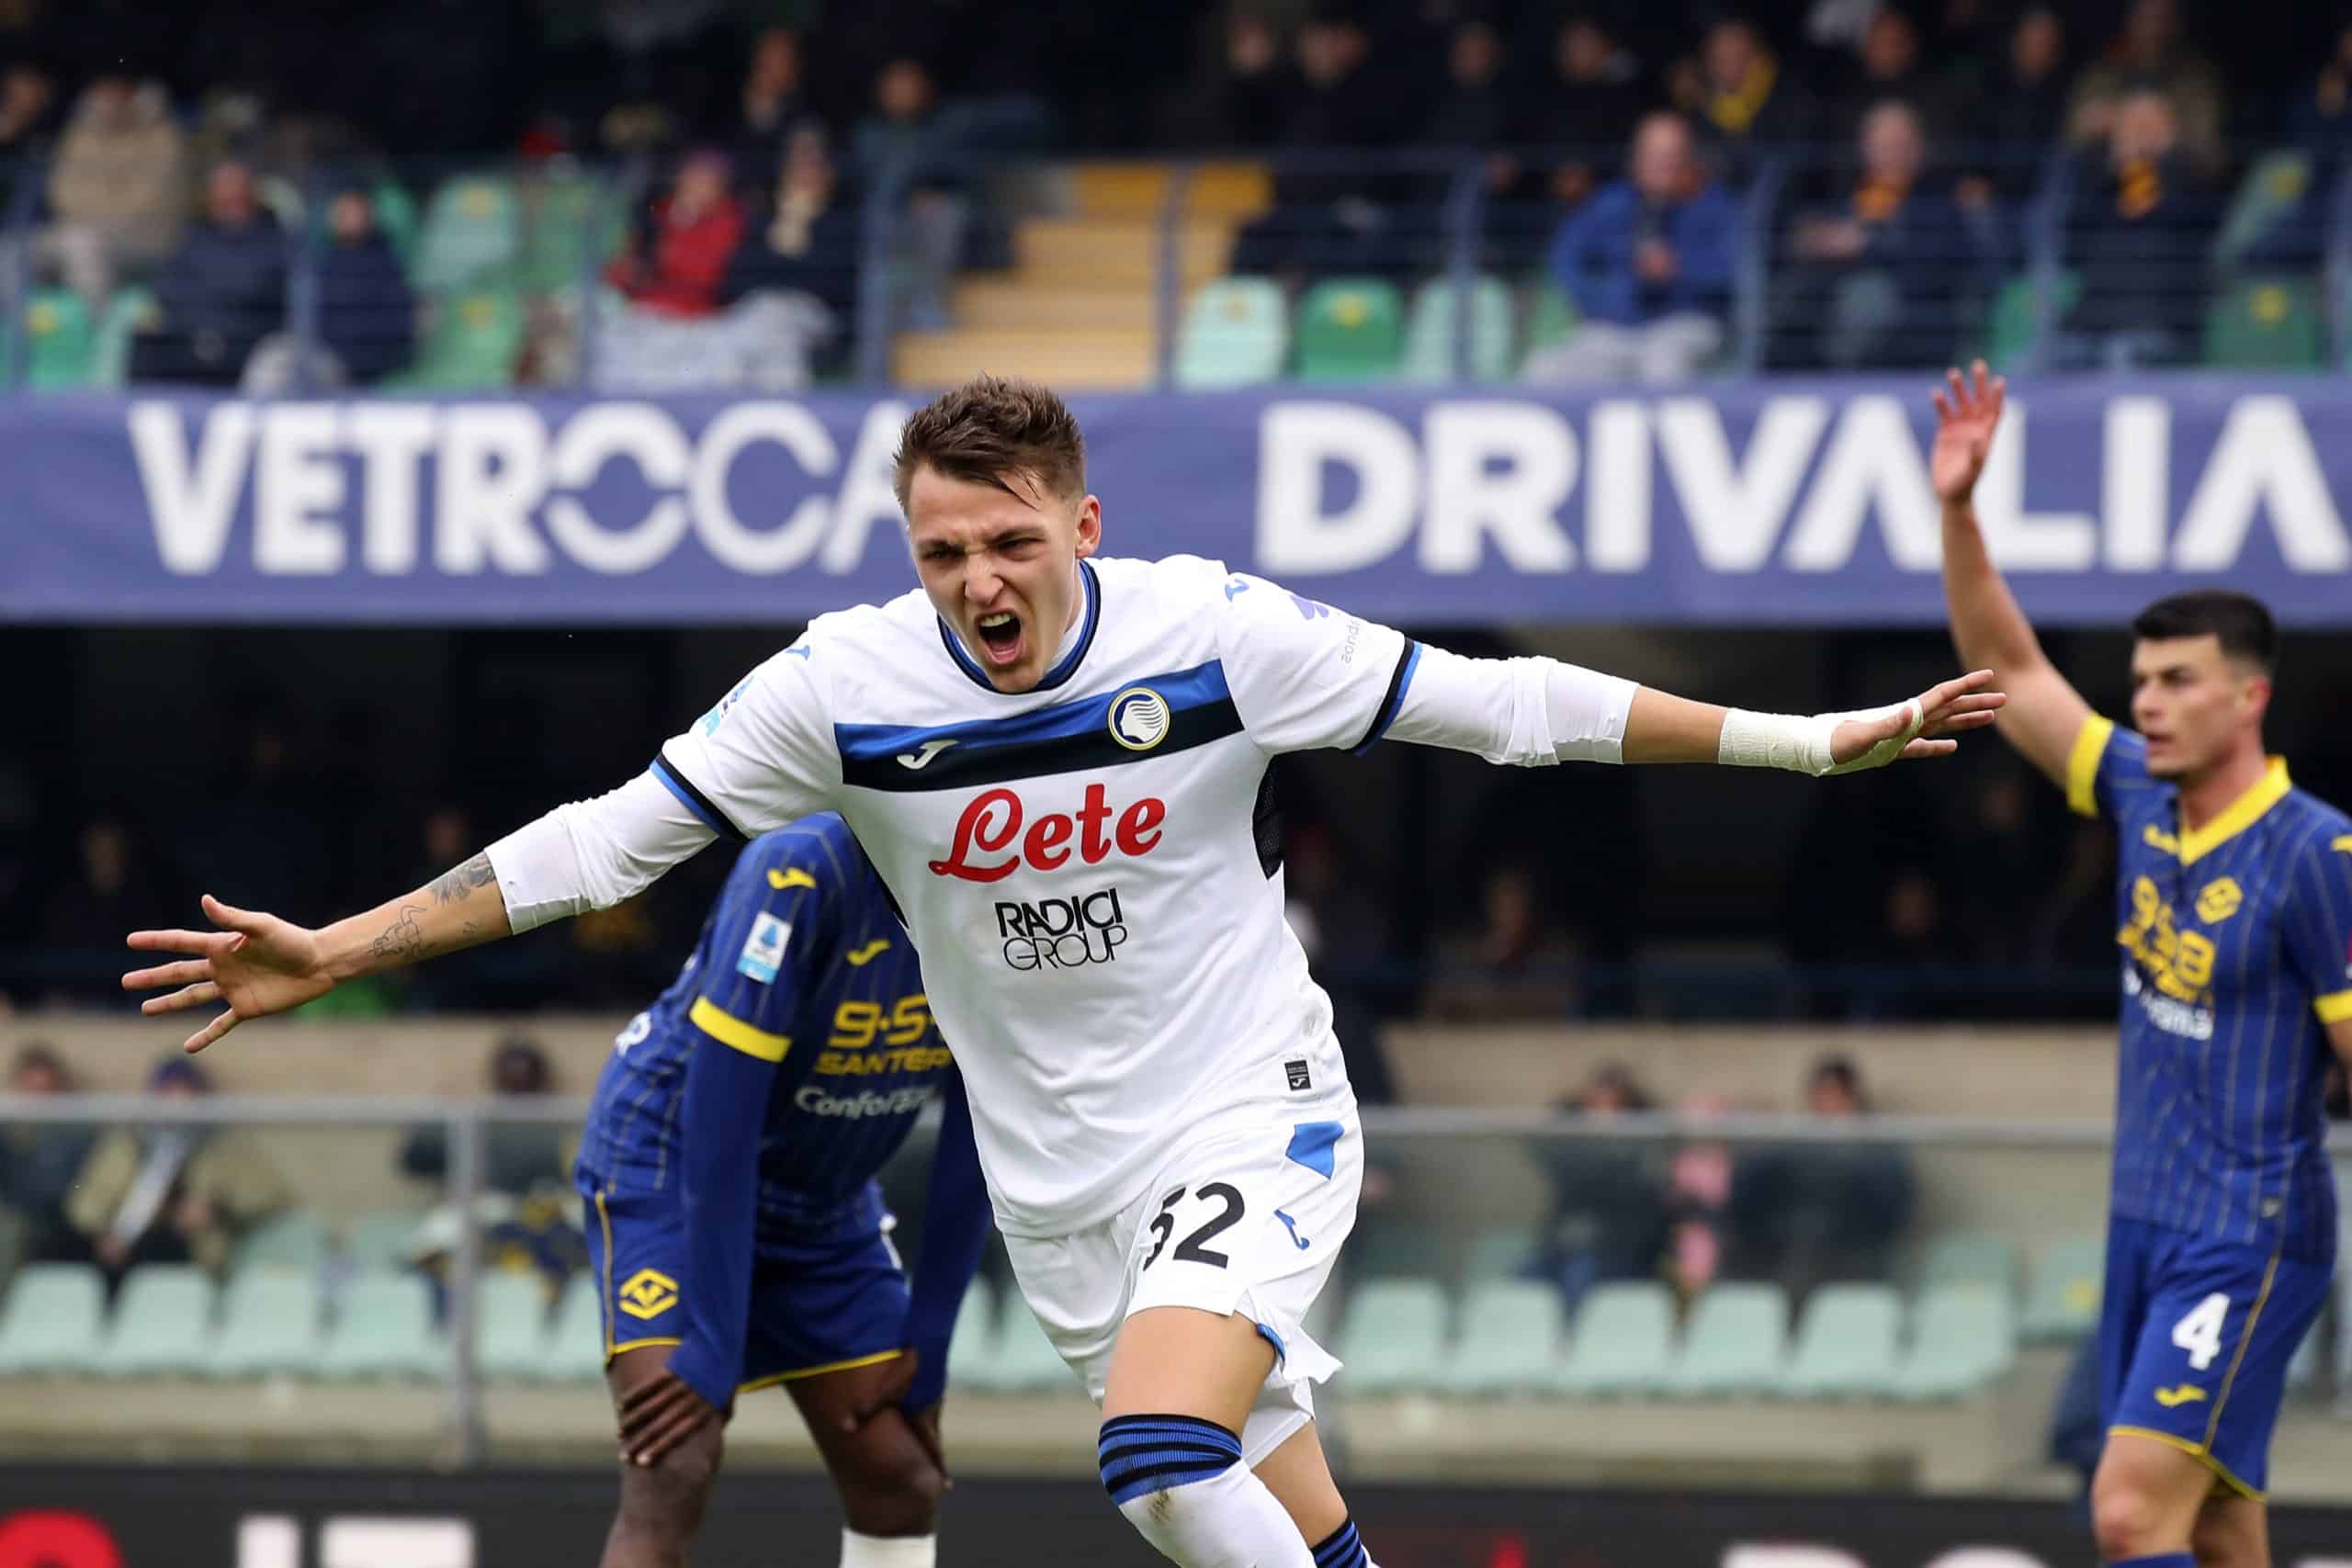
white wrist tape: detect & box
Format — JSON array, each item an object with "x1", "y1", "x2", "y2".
[{"x1": 1717, "y1": 700, "x2": 1924, "y2": 776}]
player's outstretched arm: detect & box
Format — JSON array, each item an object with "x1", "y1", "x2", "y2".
[
  {"x1": 121, "y1": 859, "x2": 514, "y2": 1053},
  {"x1": 1620, "y1": 672, "x2": 2004, "y2": 770},
  {"x1": 1934, "y1": 359, "x2": 2094, "y2": 788},
  {"x1": 125, "y1": 770, "x2": 719, "y2": 1053}
]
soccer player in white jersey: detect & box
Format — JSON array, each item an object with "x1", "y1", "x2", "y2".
[{"x1": 127, "y1": 378, "x2": 2001, "y2": 1568}]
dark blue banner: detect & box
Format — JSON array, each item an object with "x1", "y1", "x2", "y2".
[{"x1": 6, "y1": 380, "x2": 2348, "y2": 626}]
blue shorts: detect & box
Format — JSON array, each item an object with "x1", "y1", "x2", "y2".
[
  {"x1": 2098, "y1": 1214, "x2": 2332, "y2": 1499},
  {"x1": 581, "y1": 1176, "x2": 909, "y2": 1394}
]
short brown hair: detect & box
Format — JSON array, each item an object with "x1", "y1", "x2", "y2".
[{"x1": 892, "y1": 375, "x2": 1086, "y2": 514}]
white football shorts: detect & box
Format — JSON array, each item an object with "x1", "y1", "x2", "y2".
[{"x1": 1001, "y1": 1084, "x2": 1363, "y2": 1465}]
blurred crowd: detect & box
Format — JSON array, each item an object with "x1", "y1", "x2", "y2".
[{"x1": 0, "y1": 0, "x2": 2338, "y2": 388}]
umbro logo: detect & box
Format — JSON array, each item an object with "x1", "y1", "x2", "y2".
[
  {"x1": 898, "y1": 739, "x2": 958, "y2": 770},
  {"x1": 616, "y1": 1268, "x2": 679, "y2": 1321},
  {"x1": 2154, "y1": 1384, "x2": 2208, "y2": 1408}
]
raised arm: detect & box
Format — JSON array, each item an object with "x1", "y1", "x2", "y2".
[
  {"x1": 125, "y1": 771, "x2": 715, "y2": 1052},
  {"x1": 1933, "y1": 360, "x2": 2095, "y2": 789}
]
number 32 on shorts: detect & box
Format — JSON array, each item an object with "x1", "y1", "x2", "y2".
[
  {"x1": 2172, "y1": 1292, "x2": 2230, "y2": 1371},
  {"x1": 1143, "y1": 1183, "x2": 1247, "y2": 1270}
]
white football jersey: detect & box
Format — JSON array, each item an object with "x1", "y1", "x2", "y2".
[{"x1": 653, "y1": 555, "x2": 1419, "y2": 1235}]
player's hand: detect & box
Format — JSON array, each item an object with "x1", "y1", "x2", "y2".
[
  {"x1": 617, "y1": 1369, "x2": 722, "y2": 1467},
  {"x1": 1929, "y1": 359, "x2": 2006, "y2": 504},
  {"x1": 1826, "y1": 670, "x2": 2007, "y2": 773},
  {"x1": 123, "y1": 895, "x2": 336, "y2": 1053},
  {"x1": 837, "y1": 1348, "x2": 921, "y2": 1437},
  {"x1": 906, "y1": 1401, "x2": 947, "y2": 1486}
]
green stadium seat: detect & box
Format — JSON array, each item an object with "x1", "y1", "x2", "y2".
[
  {"x1": 394, "y1": 288, "x2": 525, "y2": 389},
  {"x1": 211, "y1": 1266, "x2": 323, "y2": 1378},
  {"x1": 1666, "y1": 1282, "x2": 1788, "y2": 1398},
  {"x1": 2021, "y1": 1236, "x2": 2103, "y2": 1344},
  {"x1": 2213, "y1": 150, "x2": 2313, "y2": 269},
  {"x1": 1890, "y1": 1283, "x2": 2016, "y2": 1402},
  {"x1": 1518, "y1": 280, "x2": 1577, "y2": 371},
  {"x1": 413, "y1": 172, "x2": 523, "y2": 294},
  {"x1": 94, "y1": 286, "x2": 157, "y2": 388},
  {"x1": 317, "y1": 1272, "x2": 442, "y2": 1381},
  {"x1": 101, "y1": 1264, "x2": 217, "y2": 1378},
  {"x1": 1442, "y1": 1280, "x2": 1566, "y2": 1397},
  {"x1": 1781, "y1": 1284, "x2": 1902, "y2": 1400},
  {"x1": 1557, "y1": 1281, "x2": 1673, "y2": 1398},
  {"x1": 23, "y1": 288, "x2": 96, "y2": 389},
  {"x1": 234, "y1": 1210, "x2": 330, "y2": 1273},
  {"x1": 1348, "y1": 1224, "x2": 1442, "y2": 1281},
  {"x1": 1402, "y1": 275, "x2": 1513, "y2": 383},
  {"x1": 475, "y1": 1272, "x2": 550, "y2": 1382},
  {"x1": 0, "y1": 1262, "x2": 106, "y2": 1374},
  {"x1": 1294, "y1": 277, "x2": 1403, "y2": 383},
  {"x1": 522, "y1": 171, "x2": 626, "y2": 294},
  {"x1": 1460, "y1": 1227, "x2": 1536, "y2": 1287},
  {"x1": 343, "y1": 1211, "x2": 424, "y2": 1273},
  {"x1": 1918, "y1": 1233, "x2": 2018, "y2": 1294},
  {"x1": 1984, "y1": 270, "x2": 2080, "y2": 373},
  {"x1": 945, "y1": 1280, "x2": 997, "y2": 1390},
  {"x1": 983, "y1": 1299, "x2": 1077, "y2": 1394},
  {"x1": 2204, "y1": 276, "x2": 2324, "y2": 369},
  {"x1": 1338, "y1": 1280, "x2": 1449, "y2": 1395},
  {"x1": 1174, "y1": 276, "x2": 1288, "y2": 389},
  {"x1": 542, "y1": 1272, "x2": 607, "y2": 1383}
]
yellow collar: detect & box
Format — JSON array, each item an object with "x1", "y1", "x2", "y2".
[{"x1": 2176, "y1": 757, "x2": 2291, "y2": 866}]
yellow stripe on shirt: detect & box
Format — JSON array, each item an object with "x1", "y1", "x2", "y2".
[
  {"x1": 688, "y1": 995, "x2": 792, "y2": 1062},
  {"x1": 2067, "y1": 714, "x2": 2116, "y2": 819},
  {"x1": 2319, "y1": 991, "x2": 2352, "y2": 1025}
]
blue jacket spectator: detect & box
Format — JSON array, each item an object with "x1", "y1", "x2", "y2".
[
  {"x1": 318, "y1": 188, "x2": 415, "y2": 386},
  {"x1": 1549, "y1": 176, "x2": 1737, "y2": 327},
  {"x1": 1528, "y1": 113, "x2": 1736, "y2": 385},
  {"x1": 135, "y1": 161, "x2": 287, "y2": 387},
  {"x1": 2058, "y1": 90, "x2": 2221, "y2": 369}
]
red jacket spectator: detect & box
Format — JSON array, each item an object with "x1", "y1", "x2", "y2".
[{"x1": 607, "y1": 152, "x2": 745, "y2": 318}]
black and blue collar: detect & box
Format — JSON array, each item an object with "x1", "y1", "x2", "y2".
[{"x1": 936, "y1": 558, "x2": 1102, "y2": 695}]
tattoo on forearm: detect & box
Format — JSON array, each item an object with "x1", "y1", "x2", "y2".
[
  {"x1": 369, "y1": 903, "x2": 429, "y2": 964},
  {"x1": 429, "y1": 852, "x2": 498, "y2": 906}
]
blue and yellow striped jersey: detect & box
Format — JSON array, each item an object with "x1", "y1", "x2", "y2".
[
  {"x1": 2070, "y1": 716, "x2": 2352, "y2": 1258},
  {"x1": 577, "y1": 813, "x2": 950, "y2": 1229}
]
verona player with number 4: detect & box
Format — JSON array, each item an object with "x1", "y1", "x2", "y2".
[
  {"x1": 127, "y1": 377, "x2": 2002, "y2": 1568},
  {"x1": 1933, "y1": 362, "x2": 2352, "y2": 1568}
]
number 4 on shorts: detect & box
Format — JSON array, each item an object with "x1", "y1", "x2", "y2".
[{"x1": 2171, "y1": 1292, "x2": 2230, "y2": 1371}]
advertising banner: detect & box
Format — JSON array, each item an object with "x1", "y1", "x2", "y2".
[{"x1": 4, "y1": 381, "x2": 2348, "y2": 626}]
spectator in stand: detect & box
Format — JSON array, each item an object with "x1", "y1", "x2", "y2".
[
  {"x1": 1423, "y1": 864, "x2": 1584, "y2": 1021},
  {"x1": 1730, "y1": 1055, "x2": 1916, "y2": 1300},
  {"x1": 399, "y1": 1036, "x2": 571, "y2": 1200},
  {"x1": 1971, "y1": 6, "x2": 2071, "y2": 202},
  {"x1": 2066, "y1": 0, "x2": 2224, "y2": 177},
  {"x1": 724, "y1": 124, "x2": 862, "y2": 333},
  {"x1": 244, "y1": 186, "x2": 416, "y2": 393},
  {"x1": 1675, "y1": 17, "x2": 1804, "y2": 175},
  {"x1": 131, "y1": 160, "x2": 288, "y2": 388},
  {"x1": 63, "y1": 1055, "x2": 290, "y2": 1289},
  {"x1": 606, "y1": 150, "x2": 745, "y2": 318},
  {"x1": 1425, "y1": 19, "x2": 1510, "y2": 158},
  {"x1": 1212, "y1": 11, "x2": 1290, "y2": 148},
  {"x1": 1528, "y1": 110, "x2": 1736, "y2": 384},
  {"x1": 1228, "y1": 11, "x2": 1418, "y2": 277},
  {"x1": 1529, "y1": 1063, "x2": 1670, "y2": 1312},
  {"x1": 1774, "y1": 100, "x2": 1989, "y2": 369},
  {"x1": 1514, "y1": 14, "x2": 1649, "y2": 212},
  {"x1": 1662, "y1": 1092, "x2": 1736, "y2": 1304},
  {"x1": 725, "y1": 25, "x2": 816, "y2": 191},
  {"x1": 2289, "y1": 21, "x2": 2352, "y2": 158},
  {"x1": 35, "y1": 74, "x2": 187, "y2": 311},
  {"x1": 851, "y1": 57, "x2": 967, "y2": 327},
  {"x1": 0, "y1": 61, "x2": 58, "y2": 156},
  {"x1": 1815, "y1": 6, "x2": 1951, "y2": 151},
  {"x1": 38, "y1": 818, "x2": 165, "y2": 1004},
  {"x1": 0, "y1": 1043, "x2": 96, "y2": 1271},
  {"x1": 2057, "y1": 88, "x2": 2219, "y2": 369}
]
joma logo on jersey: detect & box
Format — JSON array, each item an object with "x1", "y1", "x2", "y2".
[
  {"x1": 928, "y1": 784, "x2": 1167, "y2": 883},
  {"x1": 616, "y1": 1268, "x2": 679, "y2": 1320},
  {"x1": 995, "y1": 886, "x2": 1128, "y2": 971}
]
